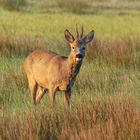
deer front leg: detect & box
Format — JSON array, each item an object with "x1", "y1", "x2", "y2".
[
  {"x1": 64, "y1": 89, "x2": 71, "y2": 108},
  {"x1": 49, "y1": 87, "x2": 57, "y2": 106}
]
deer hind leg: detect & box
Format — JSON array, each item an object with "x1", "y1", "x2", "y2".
[
  {"x1": 27, "y1": 74, "x2": 37, "y2": 105},
  {"x1": 35, "y1": 86, "x2": 47, "y2": 104}
]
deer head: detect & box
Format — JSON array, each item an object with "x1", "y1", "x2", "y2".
[{"x1": 64, "y1": 25, "x2": 94, "y2": 62}]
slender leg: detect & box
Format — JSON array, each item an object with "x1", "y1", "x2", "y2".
[
  {"x1": 27, "y1": 75, "x2": 37, "y2": 105},
  {"x1": 49, "y1": 88, "x2": 56, "y2": 106},
  {"x1": 64, "y1": 89, "x2": 71, "y2": 108},
  {"x1": 36, "y1": 86, "x2": 47, "y2": 103}
]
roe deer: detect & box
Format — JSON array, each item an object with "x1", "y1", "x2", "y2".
[{"x1": 24, "y1": 26, "x2": 94, "y2": 107}]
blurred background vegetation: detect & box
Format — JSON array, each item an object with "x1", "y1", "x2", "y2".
[{"x1": 0, "y1": 0, "x2": 140, "y2": 13}]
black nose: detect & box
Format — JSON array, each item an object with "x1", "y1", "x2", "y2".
[{"x1": 76, "y1": 54, "x2": 82, "y2": 59}]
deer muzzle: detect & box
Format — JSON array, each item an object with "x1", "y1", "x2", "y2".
[{"x1": 76, "y1": 54, "x2": 83, "y2": 61}]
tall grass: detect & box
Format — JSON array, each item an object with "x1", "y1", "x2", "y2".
[
  {"x1": 87, "y1": 37, "x2": 140, "y2": 67},
  {"x1": 0, "y1": 35, "x2": 139, "y2": 67},
  {"x1": 0, "y1": 94, "x2": 140, "y2": 140}
]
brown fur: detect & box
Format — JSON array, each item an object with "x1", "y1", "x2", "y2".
[{"x1": 24, "y1": 28, "x2": 94, "y2": 107}]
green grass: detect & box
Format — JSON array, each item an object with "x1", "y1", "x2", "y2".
[
  {"x1": 0, "y1": 1, "x2": 140, "y2": 139},
  {"x1": 0, "y1": 8, "x2": 140, "y2": 38}
]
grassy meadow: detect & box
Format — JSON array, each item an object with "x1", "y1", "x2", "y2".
[{"x1": 0, "y1": 0, "x2": 140, "y2": 139}]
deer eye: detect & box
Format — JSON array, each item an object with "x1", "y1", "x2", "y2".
[{"x1": 72, "y1": 47, "x2": 75, "y2": 50}]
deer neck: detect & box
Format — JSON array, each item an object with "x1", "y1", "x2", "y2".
[{"x1": 67, "y1": 52, "x2": 82, "y2": 80}]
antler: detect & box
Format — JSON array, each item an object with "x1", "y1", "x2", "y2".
[
  {"x1": 76, "y1": 24, "x2": 79, "y2": 39},
  {"x1": 80, "y1": 24, "x2": 84, "y2": 38},
  {"x1": 76, "y1": 24, "x2": 84, "y2": 39}
]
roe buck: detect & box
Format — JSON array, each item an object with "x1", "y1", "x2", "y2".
[{"x1": 24, "y1": 26, "x2": 94, "y2": 107}]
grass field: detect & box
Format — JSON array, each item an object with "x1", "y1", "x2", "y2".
[{"x1": 0, "y1": 0, "x2": 140, "y2": 139}]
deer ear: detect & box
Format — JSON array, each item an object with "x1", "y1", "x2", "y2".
[
  {"x1": 64, "y1": 29, "x2": 75, "y2": 43},
  {"x1": 83, "y1": 30, "x2": 94, "y2": 44}
]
